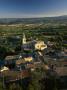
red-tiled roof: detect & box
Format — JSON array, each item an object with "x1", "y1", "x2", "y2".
[
  {"x1": 55, "y1": 67, "x2": 67, "y2": 76},
  {"x1": 0, "y1": 70, "x2": 30, "y2": 83}
]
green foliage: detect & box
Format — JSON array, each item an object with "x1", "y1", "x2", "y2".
[{"x1": 0, "y1": 81, "x2": 3, "y2": 90}]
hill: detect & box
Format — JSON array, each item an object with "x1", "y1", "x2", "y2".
[{"x1": 0, "y1": 15, "x2": 67, "y2": 24}]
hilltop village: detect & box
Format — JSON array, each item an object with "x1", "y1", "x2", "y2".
[
  {"x1": 0, "y1": 20, "x2": 66, "y2": 90},
  {"x1": 0, "y1": 30, "x2": 67, "y2": 90},
  {"x1": 0, "y1": 0, "x2": 67, "y2": 89}
]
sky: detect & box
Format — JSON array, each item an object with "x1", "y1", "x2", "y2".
[{"x1": 0, "y1": 0, "x2": 67, "y2": 18}]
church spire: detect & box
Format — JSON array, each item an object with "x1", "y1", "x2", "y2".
[{"x1": 22, "y1": 33, "x2": 26, "y2": 44}]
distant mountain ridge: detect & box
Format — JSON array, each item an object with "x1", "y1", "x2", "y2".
[{"x1": 0, "y1": 15, "x2": 67, "y2": 24}]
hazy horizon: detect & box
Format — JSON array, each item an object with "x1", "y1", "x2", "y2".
[{"x1": 0, "y1": 14, "x2": 67, "y2": 19}]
